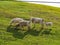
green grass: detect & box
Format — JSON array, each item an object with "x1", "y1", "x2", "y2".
[{"x1": 0, "y1": 1, "x2": 60, "y2": 45}]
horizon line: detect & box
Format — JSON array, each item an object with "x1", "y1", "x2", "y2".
[{"x1": 17, "y1": 1, "x2": 60, "y2": 3}]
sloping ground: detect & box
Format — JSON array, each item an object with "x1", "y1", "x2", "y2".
[{"x1": 0, "y1": 1, "x2": 60, "y2": 45}]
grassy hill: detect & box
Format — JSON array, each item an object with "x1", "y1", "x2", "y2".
[{"x1": 0, "y1": 1, "x2": 60, "y2": 45}]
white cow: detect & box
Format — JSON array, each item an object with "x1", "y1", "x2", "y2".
[
  {"x1": 16, "y1": 20, "x2": 30, "y2": 30},
  {"x1": 30, "y1": 17, "x2": 44, "y2": 29},
  {"x1": 45, "y1": 22, "x2": 53, "y2": 30},
  {"x1": 10, "y1": 18, "x2": 24, "y2": 26},
  {"x1": 45, "y1": 22, "x2": 53, "y2": 26}
]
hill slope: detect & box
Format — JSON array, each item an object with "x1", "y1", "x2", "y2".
[{"x1": 0, "y1": 1, "x2": 60, "y2": 45}]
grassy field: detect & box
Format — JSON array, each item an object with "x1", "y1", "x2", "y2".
[{"x1": 0, "y1": 1, "x2": 60, "y2": 45}]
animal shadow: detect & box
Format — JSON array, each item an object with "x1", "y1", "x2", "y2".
[
  {"x1": 41, "y1": 29, "x2": 52, "y2": 35},
  {"x1": 7, "y1": 25, "x2": 27, "y2": 39},
  {"x1": 7, "y1": 25, "x2": 52, "y2": 39},
  {"x1": 13, "y1": 31, "x2": 27, "y2": 39},
  {"x1": 7, "y1": 25, "x2": 19, "y2": 33},
  {"x1": 25, "y1": 28, "x2": 43, "y2": 36}
]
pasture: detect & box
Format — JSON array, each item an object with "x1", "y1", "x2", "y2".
[{"x1": 0, "y1": 1, "x2": 60, "y2": 45}]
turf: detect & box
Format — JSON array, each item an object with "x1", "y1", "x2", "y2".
[{"x1": 0, "y1": 1, "x2": 60, "y2": 45}]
